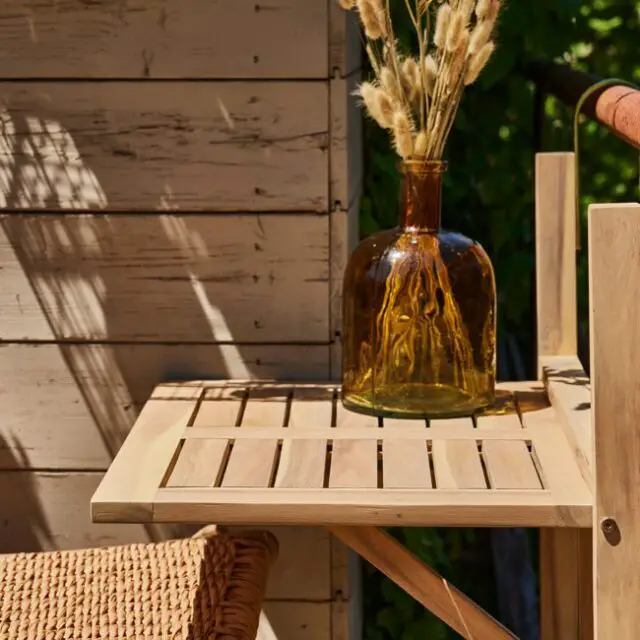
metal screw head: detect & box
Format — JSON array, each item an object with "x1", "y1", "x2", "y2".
[
  {"x1": 601, "y1": 517, "x2": 621, "y2": 546},
  {"x1": 601, "y1": 518, "x2": 616, "y2": 534}
]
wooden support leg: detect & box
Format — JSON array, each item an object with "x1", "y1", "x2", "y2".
[
  {"x1": 329, "y1": 525, "x2": 517, "y2": 640},
  {"x1": 540, "y1": 528, "x2": 593, "y2": 640},
  {"x1": 589, "y1": 204, "x2": 640, "y2": 638}
]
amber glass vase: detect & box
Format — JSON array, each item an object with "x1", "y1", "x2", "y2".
[{"x1": 341, "y1": 160, "x2": 496, "y2": 418}]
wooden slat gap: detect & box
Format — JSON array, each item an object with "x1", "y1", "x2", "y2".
[
  {"x1": 479, "y1": 450, "x2": 492, "y2": 489},
  {"x1": 428, "y1": 449, "x2": 437, "y2": 488},
  {"x1": 160, "y1": 389, "x2": 206, "y2": 486},
  {"x1": 529, "y1": 443, "x2": 549, "y2": 491},
  {"x1": 323, "y1": 443, "x2": 333, "y2": 488},
  {"x1": 377, "y1": 440, "x2": 383, "y2": 489},
  {"x1": 234, "y1": 389, "x2": 250, "y2": 427},
  {"x1": 269, "y1": 441, "x2": 284, "y2": 488},
  {"x1": 160, "y1": 438, "x2": 186, "y2": 489},
  {"x1": 214, "y1": 440, "x2": 235, "y2": 488},
  {"x1": 331, "y1": 389, "x2": 338, "y2": 427},
  {"x1": 283, "y1": 391, "x2": 293, "y2": 428},
  {"x1": 513, "y1": 392, "x2": 525, "y2": 429}
]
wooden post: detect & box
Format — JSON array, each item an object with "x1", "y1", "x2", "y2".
[
  {"x1": 589, "y1": 203, "x2": 640, "y2": 639},
  {"x1": 535, "y1": 152, "x2": 593, "y2": 639}
]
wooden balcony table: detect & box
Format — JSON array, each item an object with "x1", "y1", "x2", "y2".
[{"x1": 91, "y1": 372, "x2": 591, "y2": 639}]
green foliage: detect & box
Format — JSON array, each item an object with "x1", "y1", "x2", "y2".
[{"x1": 360, "y1": 1, "x2": 640, "y2": 638}]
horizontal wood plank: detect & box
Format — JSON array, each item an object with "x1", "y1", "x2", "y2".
[
  {"x1": 0, "y1": 83, "x2": 328, "y2": 211},
  {"x1": 0, "y1": 0, "x2": 328, "y2": 79},
  {"x1": 263, "y1": 602, "x2": 331, "y2": 640},
  {"x1": 0, "y1": 214, "x2": 329, "y2": 342},
  {"x1": 0, "y1": 471, "x2": 166, "y2": 553},
  {"x1": 146, "y1": 487, "x2": 591, "y2": 528},
  {"x1": 183, "y1": 427, "x2": 539, "y2": 441},
  {"x1": 0, "y1": 343, "x2": 329, "y2": 470}
]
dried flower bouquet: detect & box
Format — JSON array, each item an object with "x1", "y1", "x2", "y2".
[
  {"x1": 339, "y1": 0, "x2": 501, "y2": 418},
  {"x1": 339, "y1": 0, "x2": 501, "y2": 159}
]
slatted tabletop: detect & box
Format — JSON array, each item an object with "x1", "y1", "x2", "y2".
[{"x1": 92, "y1": 380, "x2": 592, "y2": 528}]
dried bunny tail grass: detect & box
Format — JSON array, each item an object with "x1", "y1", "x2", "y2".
[
  {"x1": 475, "y1": 0, "x2": 491, "y2": 18},
  {"x1": 434, "y1": 3, "x2": 452, "y2": 49},
  {"x1": 400, "y1": 57, "x2": 421, "y2": 102},
  {"x1": 356, "y1": 0, "x2": 386, "y2": 40},
  {"x1": 365, "y1": 43, "x2": 381, "y2": 74},
  {"x1": 454, "y1": 29, "x2": 471, "y2": 66},
  {"x1": 413, "y1": 130, "x2": 429, "y2": 156},
  {"x1": 392, "y1": 110, "x2": 414, "y2": 159},
  {"x1": 380, "y1": 66, "x2": 403, "y2": 103},
  {"x1": 376, "y1": 90, "x2": 396, "y2": 127},
  {"x1": 362, "y1": 87, "x2": 396, "y2": 129},
  {"x1": 464, "y1": 40, "x2": 495, "y2": 84},
  {"x1": 477, "y1": 0, "x2": 500, "y2": 22},
  {"x1": 486, "y1": 0, "x2": 501, "y2": 24},
  {"x1": 357, "y1": 82, "x2": 390, "y2": 129},
  {"x1": 460, "y1": 0, "x2": 476, "y2": 18},
  {"x1": 424, "y1": 55, "x2": 438, "y2": 94},
  {"x1": 445, "y1": 10, "x2": 466, "y2": 52},
  {"x1": 469, "y1": 19, "x2": 493, "y2": 54},
  {"x1": 417, "y1": 0, "x2": 432, "y2": 15}
]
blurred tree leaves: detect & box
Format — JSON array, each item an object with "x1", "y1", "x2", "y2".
[{"x1": 360, "y1": 1, "x2": 640, "y2": 638}]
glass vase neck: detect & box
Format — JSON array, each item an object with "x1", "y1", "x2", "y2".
[{"x1": 399, "y1": 160, "x2": 447, "y2": 231}]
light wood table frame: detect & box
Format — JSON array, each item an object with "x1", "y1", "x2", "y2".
[
  {"x1": 93, "y1": 153, "x2": 639, "y2": 638},
  {"x1": 92, "y1": 372, "x2": 590, "y2": 639}
]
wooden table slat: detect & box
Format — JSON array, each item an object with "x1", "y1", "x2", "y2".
[
  {"x1": 482, "y1": 441, "x2": 542, "y2": 490},
  {"x1": 331, "y1": 401, "x2": 378, "y2": 489},
  {"x1": 275, "y1": 392, "x2": 332, "y2": 488},
  {"x1": 382, "y1": 418, "x2": 432, "y2": 489},
  {"x1": 220, "y1": 389, "x2": 285, "y2": 487},
  {"x1": 431, "y1": 418, "x2": 487, "y2": 490}
]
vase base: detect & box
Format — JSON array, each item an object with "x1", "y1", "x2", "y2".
[{"x1": 342, "y1": 382, "x2": 494, "y2": 420}]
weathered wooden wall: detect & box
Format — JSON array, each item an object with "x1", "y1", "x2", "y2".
[{"x1": 0, "y1": 1, "x2": 362, "y2": 637}]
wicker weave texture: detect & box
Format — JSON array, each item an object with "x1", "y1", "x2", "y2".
[{"x1": 0, "y1": 530, "x2": 277, "y2": 640}]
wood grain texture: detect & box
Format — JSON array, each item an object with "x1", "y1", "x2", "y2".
[
  {"x1": 536, "y1": 152, "x2": 593, "y2": 639},
  {"x1": 275, "y1": 394, "x2": 331, "y2": 489},
  {"x1": 540, "y1": 528, "x2": 593, "y2": 640},
  {"x1": 329, "y1": 3, "x2": 362, "y2": 77},
  {"x1": 330, "y1": 526, "x2": 516, "y2": 639},
  {"x1": 0, "y1": 343, "x2": 329, "y2": 470},
  {"x1": 382, "y1": 418, "x2": 431, "y2": 489},
  {"x1": 0, "y1": 83, "x2": 328, "y2": 211},
  {"x1": 262, "y1": 602, "x2": 331, "y2": 640},
  {"x1": 93, "y1": 396, "x2": 198, "y2": 520},
  {"x1": 589, "y1": 203, "x2": 640, "y2": 640},
  {"x1": 94, "y1": 379, "x2": 591, "y2": 527},
  {"x1": 0, "y1": 471, "x2": 166, "y2": 553},
  {"x1": 540, "y1": 354, "x2": 592, "y2": 487},
  {"x1": 535, "y1": 152, "x2": 577, "y2": 363},
  {"x1": 330, "y1": 202, "x2": 358, "y2": 380},
  {"x1": 0, "y1": 213, "x2": 329, "y2": 342},
  {"x1": 0, "y1": 0, "x2": 328, "y2": 79},
  {"x1": 330, "y1": 74, "x2": 363, "y2": 211}
]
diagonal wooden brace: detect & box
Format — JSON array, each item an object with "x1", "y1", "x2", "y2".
[{"x1": 329, "y1": 526, "x2": 517, "y2": 640}]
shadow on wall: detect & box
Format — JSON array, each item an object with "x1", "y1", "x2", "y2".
[
  {"x1": 0, "y1": 99, "x2": 325, "y2": 551},
  {"x1": 0, "y1": 103, "x2": 327, "y2": 463},
  {"x1": 0, "y1": 433, "x2": 53, "y2": 553}
]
